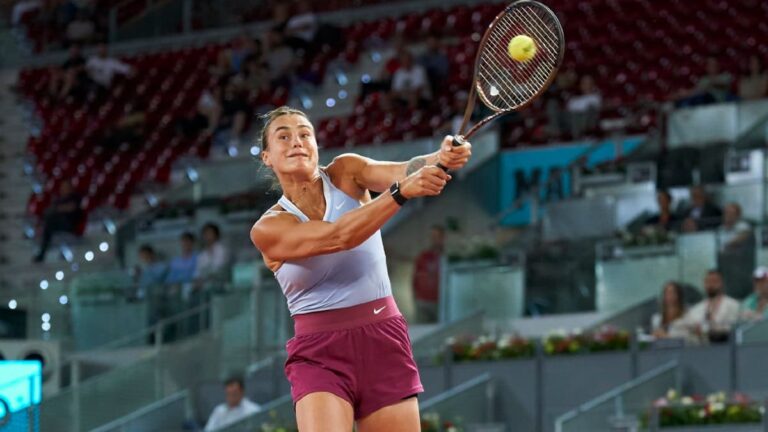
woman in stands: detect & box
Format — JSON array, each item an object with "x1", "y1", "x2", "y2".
[{"x1": 250, "y1": 106, "x2": 471, "y2": 431}]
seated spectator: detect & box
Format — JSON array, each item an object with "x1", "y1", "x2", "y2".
[
  {"x1": 196, "y1": 223, "x2": 229, "y2": 282},
  {"x1": 418, "y1": 35, "x2": 449, "y2": 96},
  {"x1": 741, "y1": 266, "x2": 768, "y2": 322},
  {"x1": 204, "y1": 376, "x2": 260, "y2": 431},
  {"x1": 718, "y1": 203, "x2": 751, "y2": 252},
  {"x1": 86, "y1": 42, "x2": 132, "y2": 88},
  {"x1": 680, "y1": 185, "x2": 722, "y2": 232},
  {"x1": 65, "y1": 10, "x2": 95, "y2": 46},
  {"x1": 233, "y1": 56, "x2": 270, "y2": 100},
  {"x1": 675, "y1": 57, "x2": 734, "y2": 107},
  {"x1": 135, "y1": 244, "x2": 167, "y2": 301},
  {"x1": 283, "y1": 0, "x2": 317, "y2": 52},
  {"x1": 644, "y1": 189, "x2": 679, "y2": 232},
  {"x1": 34, "y1": 180, "x2": 82, "y2": 263},
  {"x1": 165, "y1": 232, "x2": 198, "y2": 285},
  {"x1": 390, "y1": 50, "x2": 431, "y2": 109},
  {"x1": 48, "y1": 44, "x2": 90, "y2": 101},
  {"x1": 263, "y1": 28, "x2": 296, "y2": 88},
  {"x1": 177, "y1": 85, "x2": 221, "y2": 139},
  {"x1": 651, "y1": 281, "x2": 689, "y2": 339},
  {"x1": 680, "y1": 270, "x2": 740, "y2": 344},
  {"x1": 211, "y1": 80, "x2": 249, "y2": 154},
  {"x1": 738, "y1": 55, "x2": 768, "y2": 100},
  {"x1": 566, "y1": 74, "x2": 601, "y2": 138},
  {"x1": 229, "y1": 33, "x2": 261, "y2": 74},
  {"x1": 544, "y1": 67, "x2": 578, "y2": 138},
  {"x1": 359, "y1": 41, "x2": 405, "y2": 102},
  {"x1": 102, "y1": 103, "x2": 146, "y2": 150}
]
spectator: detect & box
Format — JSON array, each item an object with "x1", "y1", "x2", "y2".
[
  {"x1": 165, "y1": 232, "x2": 198, "y2": 285},
  {"x1": 234, "y1": 56, "x2": 270, "y2": 99},
  {"x1": 34, "y1": 180, "x2": 82, "y2": 263},
  {"x1": 195, "y1": 223, "x2": 229, "y2": 281},
  {"x1": 681, "y1": 270, "x2": 740, "y2": 344},
  {"x1": 644, "y1": 189, "x2": 679, "y2": 232},
  {"x1": 718, "y1": 203, "x2": 751, "y2": 251},
  {"x1": 204, "y1": 377, "x2": 260, "y2": 431},
  {"x1": 680, "y1": 185, "x2": 722, "y2": 232},
  {"x1": 676, "y1": 57, "x2": 734, "y2": 107},
  {"x1": 135, "y1": 244, "x2": 167, "y2": 301},
  {"x1": 284, "y1": 0, "x2": 317, "y2": 52},
  {"x1": 412, "y1": 225, "x2": 445, "y2": 323},
  {"x1": 49, "y1": 43, "x2": 89, "y2": 101},
  {"x1": 566, "y1": 74, "x2": 601, "y2": 138},
  {"x1": 102, "y1": 102, "x2": 145, "y2": 150},
  {"x1": 741, "y1": 266, "x2": 768, "y2": 322},
  {"x1": 544, "y1": 66, "x2": 577, "y2": 138},
  {"x1": 390, "y1": 50, "x2": 431, "y2": 108},
  {"x1": 229, "y1": 33, "x2": 261, "y2": 74},
  {"x1": 263, "y1": 28, "x2": 295, "y2": 87},
  {"x1": 177, "y1": 85, "x2": 221, "y2": 139},
  {"x1": 212, "y1": 79, "x2": 249, "y2": 154},
  {"x1": 651, "y1": 282, "x2": 688, "y2": 339},
  {"x1": 738, "y1": 55, "x2": 768, "y2": 100},
  {"x1": 65, "y1": 10, "x2": 95, "y2": 46},
  {"x1": 359, "y1": 41, "x2": 406, "y2": 102},
  {"x1": 11, "y1": 0, "x2": 41, "y2": 26},
  {"x1": 418, "y1": 35, "x2": 450, "y2": 96},
  {"x1": 86, "y1": 43, "x2": 132, "y2": 88},
  {"x1": 718, "y1": 202, "x2": 754, "y2": 298}
]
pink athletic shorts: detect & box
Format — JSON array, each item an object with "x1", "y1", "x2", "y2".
[{"x1": 285, "y1": 296, "x2": 424, "y2": 419}]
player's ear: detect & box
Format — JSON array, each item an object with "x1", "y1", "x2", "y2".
[{"x1": 261, "y1": 149, "x2": 272, "y2": 168}]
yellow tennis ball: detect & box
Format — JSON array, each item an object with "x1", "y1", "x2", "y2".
[{"x1": 508, "y1": 35, "x2": 537, "y2": 62}]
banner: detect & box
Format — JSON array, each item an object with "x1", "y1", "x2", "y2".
[{"x1": 498, "y1": 137, "x2": 644, "y2": 225}]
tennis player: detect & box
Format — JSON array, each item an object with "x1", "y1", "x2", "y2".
[{"x1": 250, "y1": 106, "x2": 471, "y2": 431}]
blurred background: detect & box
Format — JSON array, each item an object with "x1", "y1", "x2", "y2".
[{"x1": 0, "y1": 0, "x2": 767, "y2": 431}]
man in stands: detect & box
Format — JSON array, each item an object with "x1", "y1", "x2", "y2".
[
  {"x1": 390, "y1": 49, "x2": 431, "y2": 109},
  {"x1": 204, "y1": 376, "x2": 260, "y2": 431},
  {"x1": 718, "y1": 203, "x2": 753, "y2": 298},
  {"x1": 412, "y1": 225, "x2": 445, "y2": 323},
  {"x1": 680, "y1": 185, "x2": 721, "y2": 232},
  {"x1": 566, "y1": 74, "x2": 601, "y2": 138},
  {"x1": 195, "y1": 223, "x2": 229, "y2": 283},
  {"x1": 34, "y1": 180, "x2": 82, "y2": 263},
  {"x1": 681, "y1": 270, "x2": 740, "y2": 344},
  {"x1": 86, "y1": 42, "x2": 132, "y2": 89},
  {"x1": 741, "y1": 266, "x2": 768, "y2": 322}
]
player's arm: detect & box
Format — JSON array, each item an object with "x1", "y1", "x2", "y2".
[
  {"x1": 330, "y1": 136, "x2": 472, "y2": 193},
  {"x1": 251, "y1": 166, "x2": 451, "y2": 262}
]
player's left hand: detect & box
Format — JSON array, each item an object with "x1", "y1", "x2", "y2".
[{"x1": 437, "y1": 135, "x2": 472, "y2": 170}]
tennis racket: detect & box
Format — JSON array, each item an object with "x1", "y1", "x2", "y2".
[{"x1": 439, "y1": 0, "x2": 565, "y2": 169}]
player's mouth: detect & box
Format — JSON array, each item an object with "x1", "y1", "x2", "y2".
[{"x1": 288, "y1": 152, "x2": 309, "y2": 158}]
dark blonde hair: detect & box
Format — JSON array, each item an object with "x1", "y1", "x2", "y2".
[{"x1": 258, "y1": 106, "x2": 311, "y2": 151}]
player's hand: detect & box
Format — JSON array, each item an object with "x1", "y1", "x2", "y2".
[
  {"x1": 437, "y1": 135, "x2": 472, "y2": 170},
  {"x1": 400, "y1": 166, "x2": 451, "y2": 199}
]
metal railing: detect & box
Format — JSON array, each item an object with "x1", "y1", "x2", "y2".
[
  {"x1": 89, "y1": 390, "x2": 190, "y2": 432},
  {"x1": 419, "y1": 373, "x2": 496, "y2": 427},
  {"x1": 554, "y1": 361, "x2": 680, "y2": 432}
]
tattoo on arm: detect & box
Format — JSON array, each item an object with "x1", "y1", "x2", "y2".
[{"x1": 406, "y1": 156, "x2": 427, "y2": 175}]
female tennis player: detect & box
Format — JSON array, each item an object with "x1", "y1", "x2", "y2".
[{"x1": 250, "y1": 106, "x2": 471, "y2": 431}]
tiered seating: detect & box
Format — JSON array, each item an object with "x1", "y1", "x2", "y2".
[{"x1": 19, "y1": 0, "x2": 768, "y2": 221}]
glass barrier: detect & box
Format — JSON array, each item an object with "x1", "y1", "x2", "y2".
[
  {"x1": 554, "y1": 361, "x2": 680, "y2": 432},
  {"x1": 411, "y1": 311, "x2": 485, "y2": 363},
  {"x1": 217, "y1": 394, "x2": 295, "y2": 432},
  {"x1": 419, "y1": 373, "x2": 495, "y2": 428},
  {"x1": 737, "y1": 319, "x2": 768, "y2": 345},
  {"x1": 440, "y1": 258, "x2": 525, "y2": 323},
  {"x1": 89, "y1": 390, "x2": 189, "y2": 432}
]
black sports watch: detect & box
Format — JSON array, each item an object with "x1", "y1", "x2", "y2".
[{"x1": 389, "y1": 182, "x2": 408, "y2": 206}]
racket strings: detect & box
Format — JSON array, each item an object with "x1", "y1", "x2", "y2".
[{"x1": 475, "y1": 2, "x2": 562, "y2": 111}]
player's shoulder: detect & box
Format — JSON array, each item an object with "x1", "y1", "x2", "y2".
[{"x1": 252, "y1": 203, "x2": 297, "y2": 232}]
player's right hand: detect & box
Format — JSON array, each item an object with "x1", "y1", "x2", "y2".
[{"x1": 400, "y1": 166, "x2": 451, "y2": 199}]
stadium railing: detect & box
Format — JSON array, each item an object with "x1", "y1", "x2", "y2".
[
  {"x1": 553, "y1": 361, "x2": 680, "y2": 432},
  {"x1": 89, "y1": 390, "x2": 191, "y2": 432}
]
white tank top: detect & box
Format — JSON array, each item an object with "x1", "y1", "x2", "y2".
[{"x1": 274, "y1": 170, "x2": 393, "y2": 315}]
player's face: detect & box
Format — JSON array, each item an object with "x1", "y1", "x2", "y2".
[{"x1": 262, "y1": 114, "x2": 318, "y2": 175}]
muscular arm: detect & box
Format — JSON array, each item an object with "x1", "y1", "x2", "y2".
[
  {"x1": 251, "y1": 191, "x2": 402, "y2": 262},
  {"x1": 329, "y1": 152, "x2": 440, "y2": 193}
]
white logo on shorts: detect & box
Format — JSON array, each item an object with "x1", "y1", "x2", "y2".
[{"x1": 373, "y1": 306, "x2": 387, "y2": 315}]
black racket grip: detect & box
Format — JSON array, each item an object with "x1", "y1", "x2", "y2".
[{"x1": 437, "y1": 135, "x2": 467, "y2": 172}]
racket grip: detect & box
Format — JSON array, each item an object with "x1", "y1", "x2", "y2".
[{"x1": 437, "y1": 135, "x2": 466, "y2": 171}]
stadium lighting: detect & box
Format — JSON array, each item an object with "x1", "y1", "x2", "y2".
[
  {"x1": 250, "y1": 146, "x2": 261, "y2": 157},
  {"x1": 41, "y1": 322, "x2": 51, "y2": 331},
  {"x1": 8, "y1": 299, "x2": 17, "y2": 309},
  {"x1": 99, "y1": 242, "x2": 109, "y2": 252},
  {"x1": 59, "y1": 295, "x2": 68, "y2": 305},
  {"x1": 85, "y1": 251, "x2": 94, "y2": 262},
  {"x1": 325, "y1": 98, "x2": 336, "y2": 108},
  {"x1": 361, "y1": 74, "x2": 371, "y2": 83},
  {"x1": 41, "y1": 313, "x2": 50, "y2": 322},
  {"x1": 55, "y1": 271, "x2": 64, "y2": 281},
  {"x1": 39, "y1": 280, "x2": 49, "y2": 290},
  {"x1": 338, "y1": 90, "x2": 348, "y2": 99}
]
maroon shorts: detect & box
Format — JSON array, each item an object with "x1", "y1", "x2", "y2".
[{"x1": 285, "y1": 296, "x2": 423, "y2": 420}]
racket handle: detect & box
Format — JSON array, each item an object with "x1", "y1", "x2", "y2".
[{"x1": 437, "y1": 135, "x2": 466, "y2": 171}]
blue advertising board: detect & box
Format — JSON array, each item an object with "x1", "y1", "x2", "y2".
[
  {"x1": 0, "y1": 361, "x2": 42, "y2": 431},
  {"x1": 498, "y1": 137, "x2": 644, "y2": 225}
]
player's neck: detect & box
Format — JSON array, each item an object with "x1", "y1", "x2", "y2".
[{"x1": 280, "y1": 171, "x2": 323, "y2": 204}]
